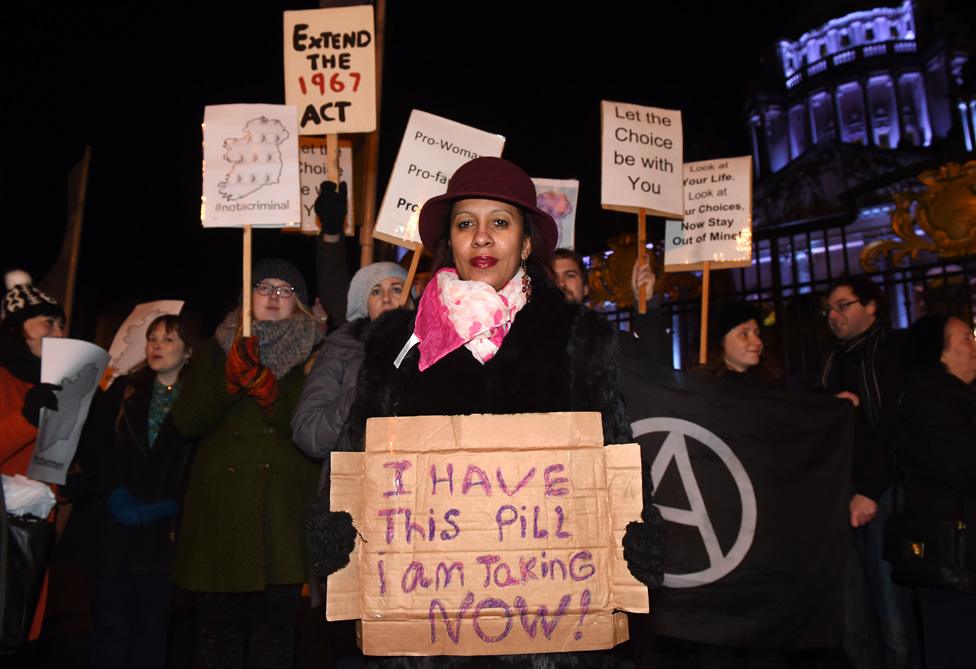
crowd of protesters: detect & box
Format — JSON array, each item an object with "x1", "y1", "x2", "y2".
[{"x1": 2, "y1": 157, "x2": 974, "y2": 669}]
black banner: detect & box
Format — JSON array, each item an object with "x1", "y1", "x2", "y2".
[{"x1": 621, "y1": 364, "x2": 853, "y2": 649}]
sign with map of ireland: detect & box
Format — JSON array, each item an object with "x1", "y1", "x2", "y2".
[
  {"x1": 30, "y1": 338, "x2": 110, "y2": 485},
  {"x1": 202, "y1": 104, "x2": 301, "y2": 228}
]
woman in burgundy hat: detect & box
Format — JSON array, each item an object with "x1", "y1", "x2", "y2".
[{"x1": 306, "y1": 157, "x2": 666, "y2": 667}]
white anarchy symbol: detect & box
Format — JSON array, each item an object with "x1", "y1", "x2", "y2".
[{"x1": 631, "y1": 417, "x2": 757, "y2": 588}]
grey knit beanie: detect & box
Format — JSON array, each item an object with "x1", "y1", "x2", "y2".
[
  {"x1": 253, "y1": 257, "x2": 308, "y2": 305},
  {"x1": 346, "y1": 262, "x2": 407, "y2": 321}
]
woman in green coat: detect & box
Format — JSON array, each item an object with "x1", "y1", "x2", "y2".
[{"x1": 171, "y1": 258, "x2": 322, "y2": 668}]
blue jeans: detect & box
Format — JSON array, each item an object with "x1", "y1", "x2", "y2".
[{"x1": 843, "y1": 490, "x2": 920, "y2": 669}]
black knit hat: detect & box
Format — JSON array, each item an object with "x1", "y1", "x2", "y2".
[
  {"x1": 2, "y1": 270, "x2": 65, "y2": 327},
  {"x1": 253, "y1": 258, "x2": 308, "y2": 306},
  {"x1": 714, "y1": 302, "x2": 761, "y2": 343}
]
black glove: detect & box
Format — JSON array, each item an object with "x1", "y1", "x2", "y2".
[
  {"x1": 307, "y1": 494, "x2": 357, "y2": 578},
  {"x1": 21, "y1": 383, "x2": 62, "y2": 427},
  {"x1": 622, "y1": 505, "x2": 668, "y2": 589},
  {"x1": 314, "y1": 181, "x2": 348, "y2": 236}
]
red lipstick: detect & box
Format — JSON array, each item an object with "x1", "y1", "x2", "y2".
[{"x1": 470, "y1": 256, "x2": 498, "y2": 269}]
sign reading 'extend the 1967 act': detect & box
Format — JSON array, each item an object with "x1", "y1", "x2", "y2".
[
  {"x1": 328, "y1": 413, "x2": 647, "y2": 656},
  {"x1": 284, "y1": 6, "x2": 376, "y2": 135}
]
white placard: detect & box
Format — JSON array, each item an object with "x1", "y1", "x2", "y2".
[
  {"x1": 299, "y1": 137, "x2": 355, "y2": 234},
  {"x1": 106, "y1": 300, "x2": 185, "y2": 382},
  {"x1": 532, "y1": 177, "x2": 579, "y2": 249},
  {"x1": 202, "y1": 104, "x2": 301, "y2": 228},
  {"x1": 373, "y1": 110, "x2": 505, "y2": 249},
  {"x1": 601, "y1": 101, "x2": 683, "y2": 218},
  {"x1": 30, "y1": 339, "x2": 110, "y2": 485},
  {"x1": 664, "y1": 156, "x2": 753, "y2": 271},
  {"x1": 284, "y1": 6, "x2": 376, "y2": 135}
]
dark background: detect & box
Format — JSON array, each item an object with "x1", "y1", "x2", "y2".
[{"x1": 3, "y1": 1, "x2": 970, "y2": 334}]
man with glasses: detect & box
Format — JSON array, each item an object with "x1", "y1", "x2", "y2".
[{"x1": 820, "y1": 277, "x2": 918, "y2": 669}]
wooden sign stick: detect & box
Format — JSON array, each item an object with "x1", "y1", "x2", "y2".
[
  {"x1": 698, "y1": 260, "x2": 711, "y2": 364},
  {"x1": 637, "y1": 208, "x2": 648, "y2": 314},
  {"x1": 242, "y1": 225, "x2": 253, "y2": 337},
  {"x1": 400, "y1": 242, "x2": 423, "y2": 306},
  {"x1": 324, "y1": 134, "x2": 350, "y2": 237}
]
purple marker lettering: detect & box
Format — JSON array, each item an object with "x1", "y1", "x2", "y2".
[
  {"x1": 378, "y1": 558, "x2": 386, "y2": 595},
  {"x1": 570, "y1": 551, "x2": 596, "y2": 581},
  {"x1": 462, "y1": 465, "x2": 492, "y2": 496},
  {"x1": 401, "y1": 561, "x2": 432, "y2": 593},
  {"x1": 472, "y1": 597, "x2": 513, "y2": 643},
  {"x1": 515, "y1": 593, "x2": 571, "y2": 639},
  {"x1": 383, "y1": 460, "x2": 412, "y2": 497},
  {"x1": 495, "y1": 505, "x2": 518, "y2": 541},
  {"x1": 493, "y1": 562, "x2": 520, "y2": 588},
  {"x1": 404, "y1": 509, "x2": 427, "y2": 543},
  {"x1": 496, "y1": 466, "x2": 536, "y2": 496},
  {"x1": 428, "y1": 591, "x2": 475, "y2": 644},
  {"x1": 476, "y1": 555, "x2": 501, "y2": 587},
  {"x1": 519, "y1": 556, "x2": 538, "y2": 582},
  {"x1": 428, "y1": 509, "x2": 436, "y2": 541},
  {"x1": 435, "y1": 561, "x2": 464, "y2": 589},
  {"x1": 555, "y1": 505, "x2": 571, "y2": 539},
  {"x1": 440, "y1": 509, "x2": 461, "y2": 540},
  {"x1": 532, "y1": 506, "x2": 549, "y2": 539},
  {"x1": 429, "y1": 463, "x2": 454, "y2": 495},
  {"x1": 544, "y1": 464, "x2": 570, "y2": 497},
  {"x1": 377, "y1": 508, "x2": 406, "y2": 544},
  {"x1": 547, "y1": 558, "x2": 567, "y2": 580}
]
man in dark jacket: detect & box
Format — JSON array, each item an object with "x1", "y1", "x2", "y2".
[{"x1": 819, "y1": 276, "x2": 918, "y2": 669}]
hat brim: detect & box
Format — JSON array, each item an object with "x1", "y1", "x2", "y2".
[{"x1": 418, "y1": 190, "x2": 558, "y2": 258}]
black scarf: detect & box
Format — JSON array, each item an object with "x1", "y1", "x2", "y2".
[
  {"x1": 821, "y1": 320, "x2": 885, "y2": 427},
  {"x1": 0, "y1": 346, "x2": 40, "y2": 383}
]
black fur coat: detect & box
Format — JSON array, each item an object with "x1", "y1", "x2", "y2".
[
  {"x1": 334, "y1": 271, "x2": 634, "y2": 669},
  {"x1": 337, "y1": 269, "x2": 633, "y2": 453}
]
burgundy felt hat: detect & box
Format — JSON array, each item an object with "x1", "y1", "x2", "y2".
[{"x1": 417, "y1": 157, "x2": 558, "y2": 256}]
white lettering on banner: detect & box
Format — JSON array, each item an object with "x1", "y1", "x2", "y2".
[{"x1": 631, "y1": 417, "x2": 756, "y2": 588}]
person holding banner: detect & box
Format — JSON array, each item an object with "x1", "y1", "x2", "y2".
[
  {"x1": 307, "y1": 157, "x2": 667, "y2": 666},
  {"x1": 0, "y1": 270, "x2": 66, "y2": 646},
  {"x1": 169, "y1": 259, "x2": 322, "y2": 668},
  {"x1": 696, "y1": 302, "x2": 779, "y2": 383},
  {"x1": 81, "y1": 314, "x2": 197, "y2": 669}
]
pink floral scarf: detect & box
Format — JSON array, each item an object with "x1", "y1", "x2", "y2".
[{"x1": 407, "y1": 267, "x2": 528, "y2": 371}]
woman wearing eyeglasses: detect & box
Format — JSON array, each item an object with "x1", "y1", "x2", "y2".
[{"x1": 169, "y1": 258, "x2": 323, "y2": 668}]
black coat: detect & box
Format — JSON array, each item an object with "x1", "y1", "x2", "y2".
[
  {"x1": 85, "y1": 375, "x2": 195, "y2": 575},
  {"x1": 338, "y1": 270, "x2": 633, "y2": 452},
  {"x1": 898, "y1": 369, "x2": 976, "y2": 529},
  {"x1": 335, "y1": 272, "x2": 634, "y2": 669}
]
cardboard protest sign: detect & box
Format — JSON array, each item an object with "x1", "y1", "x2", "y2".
[
  {"x1": 202, "y1": 104, "x2": 301, "y2": 228},
  {"x1": 664, "y1": 157, "x2": 752, "y2": 271},
  {"x1": 30, "y1": 338, "x2": 110, "y2": 485},
  {"x1": 328, "y1": 413, "x2": 647, "y2": 656},
  {"x1": 532, "y1": 178, "x2": 579, "y2": 249},
  {"x1": 601, "y1": 101, "x2": 682, "y2": 218},
  {"x1": 103, "y1": 300, "x2": 185, "y2": 386},
  {"x1": 284, "y1": 6, "x2": 376, "y2": 135},
  {"x1": 373, "y1": 110, "x2": 505, "y2": 249},
  {"x1": 299, "y1": 137, "x2": 355, "y2": 234}
]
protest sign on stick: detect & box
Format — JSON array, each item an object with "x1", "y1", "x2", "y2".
[
  {"x1": 532, "y1": 178, "x2": 580, "y2": 250},
  {"x1": 373, "y1": 110, "x2": 505, "y2": 249},
  {"x1": 328, "y1": 412, "x2": 647, "y2": 656},
  {"x1": 601, "y1": 101, "x2": 682, "y2": 313},
  {"x1": 283, "y1": 6, "x2": 376, "y2": 135},
  {"x1": 30, "y1": 339, "x2": 110, "y2": 485},
  {"x1": 298, "y1": 137, "x2": 355, "y2": 235},
  {"x1": 662, "y1": 156, "x2": 753, "y2": 362},
  {"x1": 202, "y1": 104, "x2": 301, "y2": 336}
]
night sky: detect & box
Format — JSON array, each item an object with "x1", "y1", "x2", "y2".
[{"x1": 5, "y1": 1, "x2": 952, "y2": 335}]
